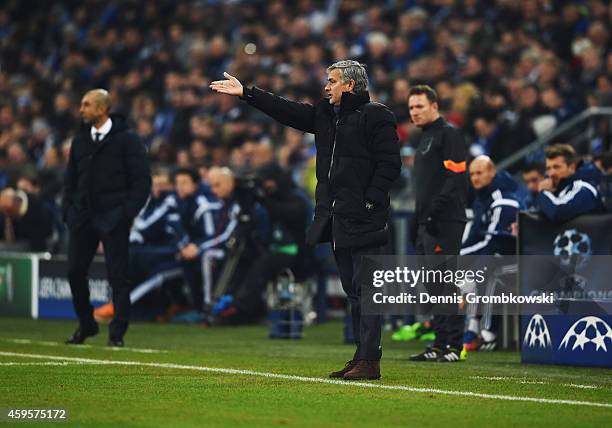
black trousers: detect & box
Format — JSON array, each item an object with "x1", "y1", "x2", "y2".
[
  {"x1": 334, "y1": 245, "x2": 382, "y2": 361},
  {"x1": 415, "y1": 221, "x2": 465, "y2": 350},
  {"x1": 67, "y1": 216, "x2": 131, "y2": 340}
]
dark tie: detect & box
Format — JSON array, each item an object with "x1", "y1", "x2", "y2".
[{"x1": 94, "y1": 132, "x2": 102, "y2": 143}]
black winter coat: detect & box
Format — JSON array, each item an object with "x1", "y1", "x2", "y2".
[
  {"x1": 62, "y1": 114, "x2": 151, "y2": 233},
  {"x1": 242, "y1": 88, "x2": 400, "y2": 249}
]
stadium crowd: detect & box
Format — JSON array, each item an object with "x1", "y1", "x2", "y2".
[{"x1": 0, "y1": 0, "x2": 611, "y2": 327}]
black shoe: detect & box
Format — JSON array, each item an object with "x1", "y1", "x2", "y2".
[
  {"x1": 65, "y1": 323, "x2": 99, "y2": 345},
  {"x1": 437, "y1": 346, "x2": 466, "y2": 362},
  {"x1": 408, "y1": 346, "x2": 441, "y2": 362},
  {"x1": 107, "y1": 338, "x2": 124, "y2": 347},
  {"x1": 329, "y1": 360, "x2": 358, "y2": 378}
]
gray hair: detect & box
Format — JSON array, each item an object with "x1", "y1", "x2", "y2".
[{"x1": 327, "y1": 60, "x2": 369, "y2": 93}]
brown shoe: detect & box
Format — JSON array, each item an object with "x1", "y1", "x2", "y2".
[
  {"x1": 343, "y1": 360, "x2": 381, "y2": 380},
  {"x1": 329, "y1": 360, "x2": 358, "y2": 378}
]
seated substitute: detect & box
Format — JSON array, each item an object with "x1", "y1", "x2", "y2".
[
  {"x1": 175, "y1": 167, "x2": 240, "y2": 322},
  {"x1": 460, "y1": 156, "x2": 521, "y2": 351},
  {"x1": 461, "y1": 156, "x2": 520, "y2": 256},
  {"x1": 536, "y1": 144, "x2": 604, "y2": 223},
  {"x1": 94, "y1": 167, "x2": 190, "y2": 322},
  {"x1": 520, "y1": 161, "x2": 546, "y2": 212}
]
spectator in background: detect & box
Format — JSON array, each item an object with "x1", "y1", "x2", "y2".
[
  {"x1": 0, "y1": 186, "x2": 53, "y2": 251},
  {"x1": 521, "y1": 161, "x2": 546, "y2": 211},
  {"x1": 0, "y1": 0, "x2": 608, "y2": 204},
  {"x1": 470, "y1": 110, "x2": 505, "y2": 159},
  {"x1": 595, "y1": 151, "x2": 612, "y2": 174},
  {"x1": 536, "y1": 144, "x2": 604, "y2": 223},
  {"x1": 48, "y1": 93, "x2": 77, "y2": 144}
]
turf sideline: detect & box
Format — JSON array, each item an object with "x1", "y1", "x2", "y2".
[{"x1": 1, "y1": 351, "x2": 611, "y2": 409}]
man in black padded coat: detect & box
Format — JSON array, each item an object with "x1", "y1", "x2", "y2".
[
  {"x1": 63, "y1": 89, "x2": 151, "y2": 347},
  {"x1": 211, "y1": 60, "x2": 400, "y2": 380}
]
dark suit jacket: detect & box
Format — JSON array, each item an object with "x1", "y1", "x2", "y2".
[{"x1": 62, "y1": 114, "x2": 151, "y2": 233}]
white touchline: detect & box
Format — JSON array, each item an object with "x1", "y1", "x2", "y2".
[
  {"x1": 470, "y1": 376, "x2": 602, "y2": 390},
  {"x1": 1, "y1": 351, "x2": 611, "y2": 409},
  {"x1": 3, "y1": 338, "x2": 165, "y2": 353},
  {"x1": 0, "y1": 362, "x2": 97, "y2": 366}
]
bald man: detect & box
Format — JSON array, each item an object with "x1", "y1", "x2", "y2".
[
  {"x1": 460, "y1": 156, "x2": 521, "y2": 351},
  {"x1": 63, "y1": 89, "x2": 151, "y2": 347},
  {"x1": 207, "y1": 166, "x2": 236, "y2": 201},
  {"x1": 461, "y1": 156, "x2": 520, "y2": 256}
]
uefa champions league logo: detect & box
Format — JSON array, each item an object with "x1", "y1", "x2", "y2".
[
  {"x1": 523, "y1": 314, "x2": 552, "y2": 349},
  {"x1": 553, "y1": 229, "x2": 592, "y2": 269},
  {"x1": 559, "y1": 316, "x2": 612, "y2": 352}
]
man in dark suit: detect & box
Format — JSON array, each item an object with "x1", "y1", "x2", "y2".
[{"x1": 63, "y1": 89, "x2": 151, "y2": 347}]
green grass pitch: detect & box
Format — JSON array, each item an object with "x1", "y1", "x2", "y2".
[{"x1": 0, "y1": 318, "x2": 610, "y2": 427}]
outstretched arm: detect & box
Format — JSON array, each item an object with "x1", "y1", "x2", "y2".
[{"x1": 210, "y1": 72, "x2": 316, "y2": 134}]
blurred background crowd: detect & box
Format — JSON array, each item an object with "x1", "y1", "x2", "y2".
[
  {"x1": 1, "y1": 0, "x2": 611, "y2": 201},
  {"x1": 0, "y1": 0, "x2": 611, "y2": 323}
]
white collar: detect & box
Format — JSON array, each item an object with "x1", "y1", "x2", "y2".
[{"x1": 91, "y1": 117, "x2": 112, "y2": 141}]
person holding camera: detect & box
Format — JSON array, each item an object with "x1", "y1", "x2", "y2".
[
  {"x1": 215, "y1": 162, "x2": 311, "y2": 323},
  {"x1": 211, "y1": 60, "x2": 401, "y2": 380}
]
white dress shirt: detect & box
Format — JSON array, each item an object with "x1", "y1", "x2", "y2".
[{"x1": 90, "y1": 117, "x2": 112, "y2": 142}]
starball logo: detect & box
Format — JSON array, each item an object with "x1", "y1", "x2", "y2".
[
  {"x1": 553, "y1": 229, "x2": 592, "y2": 269},
  {"x1": 523, "y1": 314, "x2": 552, "y2": 349},
  {"x1": 559, "y1": 316, "x2": 612, "y2": 352}
]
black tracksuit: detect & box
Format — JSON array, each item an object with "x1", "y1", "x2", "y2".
[
  {"x1": 242, "y1": 87, "x2": 401, "y2": 360},
  {"x1": 414, "y1": 117, "x2": 467, "y2": 351},
  {"x1": 63, "y1": 114, "x2": 151, "y2": 341}
]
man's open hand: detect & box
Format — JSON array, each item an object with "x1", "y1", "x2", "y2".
[{"x1": 209, "y1": 72, "x2": 244, "y2": 97}]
